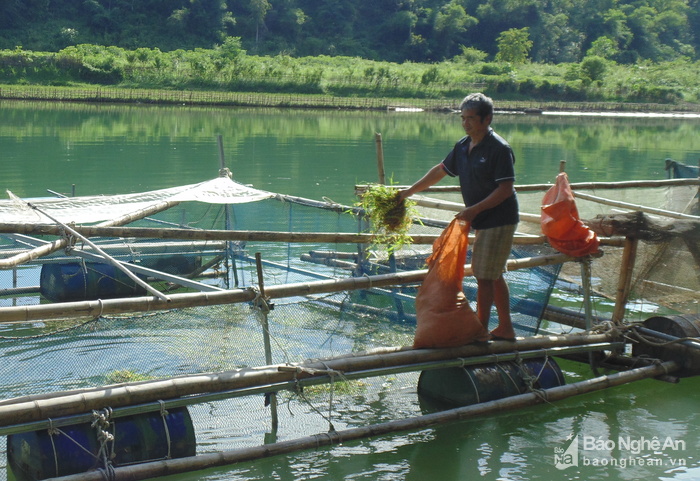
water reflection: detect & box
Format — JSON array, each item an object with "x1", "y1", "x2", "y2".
[{"x1": 2, "y1": 100, "x2": 699, "y2": 205}]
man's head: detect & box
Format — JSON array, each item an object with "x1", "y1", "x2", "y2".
[{"x1": 459, "y1": 93, "x2": 494, "y2": 123}]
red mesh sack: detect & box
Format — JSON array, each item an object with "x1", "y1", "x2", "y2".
[
  {"x1": 541, "y1": 172, "x2": 600, "y2": 257},
  {"x1": 413, "y1": 218, "x2": 488, "y2": 348}
]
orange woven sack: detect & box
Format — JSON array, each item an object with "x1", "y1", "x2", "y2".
[
  {"x1": 541, "y1": 172, "x2": 600, "y2": 257},
  {"x1": 414, "y1": 218, "x2": 487, "y2": 348}
]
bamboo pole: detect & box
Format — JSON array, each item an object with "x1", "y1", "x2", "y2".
[
  {"x1": 0, "y1": 239, "x2": 227, "y2": 258},
  {"x1": 308, "y1": 250, "x2": 359, "y2": 260},
  {"x1": 362, "y1": 178, "x2": 700, "y2": 194},
  {"x1": 0, "y1": 200, "x2": 180, "y2": 269},
  {"x1": 48, "y1": 360, "x2": 678, "y2": 481},
  {"x1": 0, "y1": 223, "x2": 573, "y2": 246},
  {"x1": 0, "y1": 341, "x2": 624, "y2": 437},
  {"x1": 410, "y1": 197, "x2": 543, "y2": 225},
  {"x1": 0, "y1": 332, "x2": 619, "y2": 427},
  {"x1": 573, "y1": 191, "x2": 700, "y2": 220},
  {"x1": 0, "y1": 252, "x2": 575, "y2": 323}
]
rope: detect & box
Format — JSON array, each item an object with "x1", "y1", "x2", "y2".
[
  {"x1": 626, "y1": 324, "x2": 700, "y2": 347},
  {"x1": 98, "y1": 465, "x2": 116, "y2": 481},
  {"x1": 291, "y1": 364, "x2": 347, "y2": 434},
  {"x1": 91, "y1": 407, "x2": 115, "y2": 475},
  {"x1": 159, "y1": 400, "x2": 173, "y2": 459},
  {"x1": 251, "y1": 286, "x2": 272, "y2": 315},
  {"x1": 48, "y1": 418, "x2": 59, "y2": 477},
  {"x1": 321, "y1": 361, "x2": 339, "y2": 434},
  {"x1": 513, "y1": 352, "x2": 554, "y2": 405},
  {"x1": 462, "y1": 366, "x2": 480, "y2": 404},
  {"x1": 60, "y1": 225, "x2": 77, "y2": 253},
  {"x1": 41, "y1": 416, "x2": 109, "y2": 478},
  {"x1": 321, "y1": 196, "x2": 342, "y2": 207}
]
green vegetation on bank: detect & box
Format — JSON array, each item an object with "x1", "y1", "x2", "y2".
[
  {"x1": 2, "y1": 42, "x2": 700, "y2": 108},
  {"x1": 2, "y1": 0, "x2": 698, "y2": 66}
]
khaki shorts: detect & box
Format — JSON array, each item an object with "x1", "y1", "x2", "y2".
[{"x1": 472, "y1": 223, "x2": 517, "y2": 280}]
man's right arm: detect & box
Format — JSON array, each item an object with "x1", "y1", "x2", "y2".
[{"x1": 399, "y1": 163, "x2": 447, "y2": 200}]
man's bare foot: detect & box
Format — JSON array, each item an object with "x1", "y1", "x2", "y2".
[{"x1": 489, "y1": 327, "x2": 516, "y2": 342}]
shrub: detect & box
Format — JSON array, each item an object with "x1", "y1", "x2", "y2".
[
  {"x1": 479, "y1": 62, "x2": 512, "y2": 75},
  {"x1": 580, "y1": 56, "x2": 607, "y2": 82}
]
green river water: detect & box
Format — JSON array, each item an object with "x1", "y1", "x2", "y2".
[{"x1": 1, "y1": 100, "x2": 699, "y2": 481}]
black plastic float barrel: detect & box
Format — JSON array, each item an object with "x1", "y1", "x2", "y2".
[
  {"x1": 632, "y1": 314, "x2": 700, "y2": 377},
  {"x1": 417, "y1": 357, "x2": 566, "y2": 410},
  {"x1": 7, "y1": 406, "x2": 196, "y2": 480}
]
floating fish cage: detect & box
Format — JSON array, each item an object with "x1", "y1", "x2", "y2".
[{"x1": 0, "y1": 172, "x2": 698, "y2": 480}]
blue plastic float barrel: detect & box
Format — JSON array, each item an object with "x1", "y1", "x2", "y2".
[
  {"x1": 7, "y1": 406, "x2": 196, "y2": 480},
  {"x1": 417, "y1": 357, "x2": 565, "y2": 410},
  {"x1": 39, "y1": 255, "x2": 202, "y2": 302},
  {"x1": 40, "y1": 261, "x2": 147, "y2": 302}
]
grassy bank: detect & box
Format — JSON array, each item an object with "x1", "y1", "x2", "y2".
[
  {"x1": 3, "y1": 84, "x2": 700, "y2": 114},
  {"x1": 2, "y1": 45, "x2": 700, "y2": 112}
]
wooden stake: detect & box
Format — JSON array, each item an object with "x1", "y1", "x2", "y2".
[
  {"x1": 375, "y1": 133, "x2": 385, "y2": 185},
  {"x1": 612, "y1": 237, "x2": 638, "y2": 323},
  {"x1": 255, "y1": 252, "x2": 278, "y2": 431}
]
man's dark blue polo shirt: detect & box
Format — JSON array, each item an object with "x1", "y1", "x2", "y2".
[{"x1": 441, "y1": 128, "x2": 519, "y2": 230}]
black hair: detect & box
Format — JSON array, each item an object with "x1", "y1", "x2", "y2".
[{"x1": 459, "y1": 93, "x2": 494, "y2": 121}]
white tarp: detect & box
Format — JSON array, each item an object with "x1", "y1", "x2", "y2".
[{"x1": 0, "y1": 176, "x2": 274, "y2": 224}]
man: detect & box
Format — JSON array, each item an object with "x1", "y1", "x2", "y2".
[{"x1": 400, "y1": 93, "x2": 519, "y2": 341}]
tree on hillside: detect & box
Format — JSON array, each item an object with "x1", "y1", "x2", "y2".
[
  {"x1": 495, "y1": 27, "x2": 532, "y2": 63},
  {"x1": 432, "y1": 0, "x2": 478, "y2": 59},
  {"x1": 533, "y1": 12, "x2": 584, "y2": 63},
  {"x1": 0, "y1": 0, "x2": 697, "y2": 63},
  {"x1": 586, "y1": 36, "x2": 619, "y2": 59},
  {"x1": 250, "y1": 0, "x2": 271, "y2": 50},
  {"x1": 169, "y1": 0, "x2": 235, "y2": 44}
]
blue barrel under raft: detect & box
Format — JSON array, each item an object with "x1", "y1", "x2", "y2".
[
  {"x1": 40, "y1": 255, "x2": 202, "y2": 302},
  {"x1": 7, "y1": 406, "x2": 196, "y2": 480},
  {"x1": 40, "y1": 262, "x2": 147, "y2": 302},
  {"x1": 632, "y1": 314, "x2": 700, "y2": 377},
  {"x1": 418, "y1": 357, "x2": 566, "y2": 410}
]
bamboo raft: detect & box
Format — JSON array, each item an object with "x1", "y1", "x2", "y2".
[{"x1": 0, "y1": 157, "x2": 699, "y2": 480}]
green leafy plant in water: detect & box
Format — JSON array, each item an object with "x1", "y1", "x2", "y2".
[
  {"x1": 354, "y1": 182, "x2": 420, "y2": 254},
  {"x1": 105, "y1": 369, "x2": 154, "y2": 384},
  {"x1": 302, "y1": 379, "x2": 368, "y2": 396}
]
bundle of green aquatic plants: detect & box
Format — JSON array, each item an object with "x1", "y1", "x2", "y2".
[{"x1": 355, "y1": 183, "x2": 420, "y2": 254}]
